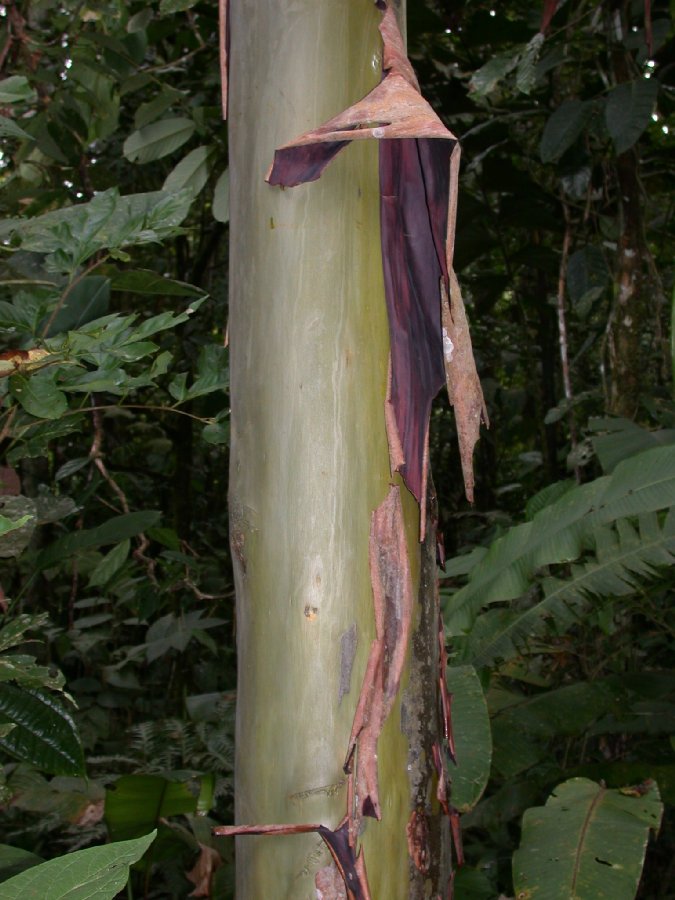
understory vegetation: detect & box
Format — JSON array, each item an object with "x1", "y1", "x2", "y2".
[{"x1": 0, "y1": 0, "x2": 673, "y2": 897}]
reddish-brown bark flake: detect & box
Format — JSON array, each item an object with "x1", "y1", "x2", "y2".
[
  {"x1": 266, "y1": 1, "x2": 486, "y2": 520},
  {"x1": 345, "y1": 485, "x2": 414, "y2": 821},
  {"x1": 214, "y1": 819, "x2": 371, "y2": 899}
]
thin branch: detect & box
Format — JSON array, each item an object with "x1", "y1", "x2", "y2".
[{"x1": 556, "y1": 201, "x2": 581, "y2": 482}]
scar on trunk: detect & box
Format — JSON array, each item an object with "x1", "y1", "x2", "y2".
[{"x1": 344, "y1": 484, "x2": 413, "y2": 822}]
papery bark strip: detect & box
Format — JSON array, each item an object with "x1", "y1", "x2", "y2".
[
  {"x1": 266, "y1": 2, "x2": 486, "y2": 519},
  {"x1": 345, "y1": 484, "x2": 414, "y2": 821},
  {"x1": 214, "y1": 819, "x2": 372, "y2": 899}
]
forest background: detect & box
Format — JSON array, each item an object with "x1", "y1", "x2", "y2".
[{"x1": 0, "y1": 0, "x2": 673, "y2": 897}]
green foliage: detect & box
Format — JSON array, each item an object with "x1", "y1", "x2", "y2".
[
  {"x1": 445, "y1": 665, "x2": 492, "y2": 813},
  {"x1": 0, "y1": 829, "x2": 156, "y2": 899},
  {"x1": 0, "y1": 0, "x2": 232, "y2": 893},
  {"x1": 513, "y1": 779, "x2": 663, "y2": 899}
]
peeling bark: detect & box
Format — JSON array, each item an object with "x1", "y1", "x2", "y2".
[
  {"x1": 214, "y1": 819, "x2": 372, "y2": 899},
  {"x1": 345, "y1": 485, "x2": 414, "y2": 822},
  {"x1": 266, "y1": 2, "x2": 486, "y2": 518}
]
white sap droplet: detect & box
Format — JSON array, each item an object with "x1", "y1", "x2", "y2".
[
  {"x1": 442, "y1": 327, "x2": 455, "y2": 362},
  {"x1": 372, "y1": 126, "x2": 386, "y2": 139}
]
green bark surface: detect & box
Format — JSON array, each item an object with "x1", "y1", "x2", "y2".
[{"x1": 229, "y1": 2, "x2": 443, "y2": 896}]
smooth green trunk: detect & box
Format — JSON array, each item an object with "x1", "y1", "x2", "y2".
[{"x1": 229, "y1": 2, "x2": 446, "y2": 895}]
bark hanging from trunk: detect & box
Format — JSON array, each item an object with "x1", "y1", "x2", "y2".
[{"x1": 228, "y1": 2, "x2": 449, "y2": 896}]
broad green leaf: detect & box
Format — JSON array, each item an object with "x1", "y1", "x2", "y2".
[
  {"x1": 88, "y1": 540, "x2": 130, "y2": 588},
  {"x1": 36, "y1": 510, "x2": 161, "y2": 570},
  {"x1": 0, "y1": 844, "x2": 43, "y2": 884},
  {"x1": 143, "y1": 610, "x2": 226, "y2": 663},
  {"x1": 9, "y1": 373, "x2": 68, "y2": 420},
  {"x1": 515, "y1": 33, "x2": 544, "y2": 95},
  {"x1": 445, "y1": 665, "x2": 491, "y2": 812},
  {"x1": 212, "y1": 169, "x2": 229, "y2": 223},
  {"x1": 469, "y1": 52, "x2": 520, "y2": 97},
  {"x1": 444, "y1": 445, "x2": 675, "y2": 636},
  {"x1": 163, "y1": 145, "x2": 215, "y2": 198},
  {"x1": 41, "y1": 277, "x2": 110, "y2": 337},
  {"x1": 591, "y1": 444, "x2": 675, "y2": 524},
  {"x1": 464, "y1": 510, "x2": 675, "y2": 668},
  {"x1": 133, "y1": 86, "x2": 183, "y2": 129},
  {"x1": 605, "y1": 78, "x2": 659, "y2": 154},
  {"x1": 106, "y1": 775, "x2": 199, "y2": 841},
  {"x1": 0, "y1": 514, "x2": 33, "y2": 538},
  {"x1": 183, "y1": 344, "x2": 229, "y2": 400},
  {"x1": 202, "y1": 421, "x2": 229, "y2": 445},
  {"x1": 540, "y1": 99, "x2": 593, "y2": 163},
  {"x1": 123, "y1": 118, "x2": 195, "y2": 164},
  {"x1": 0, "y1": 76, "x2": 36, "y2": 105},
  {"x1": 0, "y1": 496, "x2": 38, "y2": 559},
  {"x1": 127, "y1": 9, "x2": 154, "y2": 33},
  {"x1": 0, "y1": 655, "x2": 64, "y2": 691},
  {"x1": 589, "y1": 418, "x2": 675, "y2": 474},
  {"x1": 55, "y1": 457, "x2": 90, "y2": 481},
  {"x1": 159, "y1": 0, "x2": 200, "y2": 13},
  {"x1": 513, "y1": 778, "x2": 663, "y2": 899},
  {"x1": 0, "y1": 686, "x2": 84, "y2": 776},
  {"x1": 109, "y1": 269, "x2": 205, "y2": 297},
  {"x1": 0, "y1": 118, "x2": 34, "y2": 141},
  {"x1": 0, "y1": 830, "x2": 156, "y2": 899},
  {"x1": 0, "y1": 614, "x2": 50, "y2": 653}
]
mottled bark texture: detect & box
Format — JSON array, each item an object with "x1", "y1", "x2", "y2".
[{"x1": 228, "y1": 1, "x2": 452, "y2": 896}]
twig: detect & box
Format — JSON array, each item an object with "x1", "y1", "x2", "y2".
[{"x1": 556, "y1": 201, "x2": 582, "y2": 482}]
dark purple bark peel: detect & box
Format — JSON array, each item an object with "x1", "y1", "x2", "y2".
[
  {"x1": 380, "y1": 137, "x2": 450, "y2": 503},
  {"x1": 264, "y1": 2, "x2": 486, "y2": 524}
]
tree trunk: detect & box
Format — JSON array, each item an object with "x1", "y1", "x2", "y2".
[{"x1": 228, "y1": 1, "x2": 448, "y2": 896}]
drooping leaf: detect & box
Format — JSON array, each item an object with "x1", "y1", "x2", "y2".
[
  {"x1": 212, "y1": 169, "x2": 229, "y2": 223},
  {"x1": 469, "y1": 52, "x2": 520, "y2": 97},
  {"x1": 41, "y1": 276, "x2": 111, "y2": 337},
  {"x1": 605, "y1": 78, "x2": 659, "y2": 154},
  {"x1": 589, "y1": 418, "x2": 675, "y2": 474},
  {"x1": 0, "y1": 119, "x2": 34, "y2": 141},
  {"x1": 461, "y1": 509, "x2": 675, "y2": 667},
  {"x1": 9, "y1": 372, "x2": 68, "y2": 420},
  {"x1": 445, "y1": 665, "x2": 492, "y2": 813},
  {"x1": 105, "y1": 775, "x2": 200, "y2": 841},
  {"x1": 512, "y1": 778, "x2": 663, "y2": 899},
  {"x1": 163, "y1": 145, "x2": 215, "y2": 198},
  {"x1": 540, "y1": 99, "x2": 593, "y2": 163},
  {"x1": 444, "y1": 445, "x2": 675, "y2": 636},
  {"x1": 88, "y1": 540, "x2": 130, "y2": 587},
  {"x1": 0, "y1": 830, "x2": 156, "y2": 899},
  {"x1": 123, "y1": 118, "x2": 196, "y2": 164},
  {"x1": 0, "y1": 76, "x2": 36, "y2": 105},
  {"x1": 109, "y1": 269, "x2": 205, "y2": 297},
  {"x1": 0, "y1": 844, "x2": 43, "y2": 884},
  {"x1": 36, "y1": 510, "x2": 161, "y2": 570},
  {"x1": 0, "y1": 685, "x2": 84, "y2": 776}
]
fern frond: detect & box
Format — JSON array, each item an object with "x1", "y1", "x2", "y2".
[
  {"x1": 444, "y1": 444, "x2": 675, "y2": 635},
  {"x1": 463, "y1": 509, "x2": 675, "y2": 668}
]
